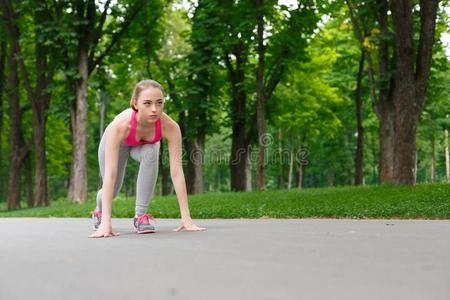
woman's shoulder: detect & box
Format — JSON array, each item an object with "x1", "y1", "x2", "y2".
[
  {"x1": 109, "y1": 109, "x2": 133, "y2": 138},
  {"x1": 160, "y1": 112, "x2": 181, "y2": 139},
  {"x1": 114, "y1": 108, "x2": 133, "y2": 122},
  {"x1": 160, "y1": 112, "x2": 179, "y2": 131}
]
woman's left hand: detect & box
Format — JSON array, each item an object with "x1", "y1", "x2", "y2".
[{"x1": 173, "y1": 218, "x2": 206, "y2": 232}]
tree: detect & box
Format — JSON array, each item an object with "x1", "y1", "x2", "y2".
[
  {"x1": 255, "y1": 1, "x2": 320, "y2": 190},
  {"x1": 417, "y1": 35, "x2": 450, "y2": 182},
  {"x1": 346, "y1": 0, "x2": 441, "y2": 185},
  {"x1": 5, "y1": 42, "x2": 31, "y2": 209},
  {"x1": 1, "y1": 0, "x2": 60, "y2": 206},
  {"x1": 255, "y1": 0, "x2": 266, "y2": 190},
  {"x1": 218, "y1": 0, "x2": 256, "y2": 191},
  {"x1": 217, "y1": 1, "x2": 319, "y2": 191},
  {"x1": 272, "y1": 34, "x2": 342, "y2": 189},
  {"x1": 182, "y1": 0, "x2": 223, "y2": 194},
  {"x1": 67, "y1": 0, "x2": 147, "y2": 203},
  {"x1": 2, "y1": 0, "x2": 92, "y2": 205},
  {"x1": 345, "y1": 0, "x2": 372, "y2": 185},
  {"x1": 389, "y1": 0, "x2": 439, "y2": 184}
]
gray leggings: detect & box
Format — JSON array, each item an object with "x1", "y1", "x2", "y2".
[{"x1": 96, "y1": 127, "x2": 160, "y2": 216}]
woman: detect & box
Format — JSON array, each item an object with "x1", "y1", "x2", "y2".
[{"x1": 89, "y1": 80, "x2": 205, "y2": 238}]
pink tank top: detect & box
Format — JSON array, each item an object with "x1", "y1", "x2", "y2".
[{"x1": 122, "y1": 110, "x2": 162, "y2": 146}]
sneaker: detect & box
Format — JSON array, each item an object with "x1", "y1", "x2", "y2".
[
  {"x1": 133, "y1": 213, "x2": 156, "y2": 234},
  {"x1": 91, "y1": 209, "x2": 102, "y2": 231}
]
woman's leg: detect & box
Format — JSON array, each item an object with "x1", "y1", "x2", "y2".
[
  {"x1": 130, "y1": 142, "x2": 160, "y2": 215},
  {"x1": 96, "y1": 130, "x2": 130, "y2": 211}
]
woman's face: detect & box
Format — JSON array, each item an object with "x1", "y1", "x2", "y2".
[{"x1": 135, "y1": 87, "x2": 164, "y2": 122}]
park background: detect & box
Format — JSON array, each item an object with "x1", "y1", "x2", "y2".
[{"x1": 0, "y1": 0, "x2": 449, "y2": 217}]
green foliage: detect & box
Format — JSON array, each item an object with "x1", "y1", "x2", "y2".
[
  {"x1": 272, "y1": 42, "x2": 342, "y2": 138},
  {"x1": 417, "y1": 36, "x2": 450, "y2": 182},
  {"x1": 1, "y1": 0, "x2": 449, "y2": 205}
]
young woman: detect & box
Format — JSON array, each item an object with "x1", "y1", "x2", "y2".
[{"x1": 89, "y1": 80, "x2": 205, "y2": 238}]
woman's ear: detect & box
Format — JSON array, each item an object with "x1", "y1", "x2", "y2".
[{"x1": 130, "y1": 98, "x2": 138, "y2": 111}]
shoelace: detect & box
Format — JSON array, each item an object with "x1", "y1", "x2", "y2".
[
  {"x1": 137, "y1": 213, "x2": 156, "y2": 224},
  {"x1": 91, "y1": 210, "x2": 102, "y2": 218}
]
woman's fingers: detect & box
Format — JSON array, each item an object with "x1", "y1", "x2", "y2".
[
  {"x1": 188, "y1": 225, "x2": 206, "y2": 231},
  {"x1": 88, "y1": 231, "x2": 120, "y2": 238},
  {"x1": 88, "y1": 232, "x2": 102, "y2": 238},
  {"x1": 173, "y1": 225, "x2": 184, "y2": 232},
  {"x1": 173, "y1": 224, "x2": 206, "y2": 232}
]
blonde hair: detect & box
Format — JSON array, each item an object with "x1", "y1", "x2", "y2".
[{"x1": 130, "y1": 79, "x2": 164, "y2": 111}]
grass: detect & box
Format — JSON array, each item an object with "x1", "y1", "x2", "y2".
[{"x1": 0, "y1": 183, "x2": 449, "y2": 219}]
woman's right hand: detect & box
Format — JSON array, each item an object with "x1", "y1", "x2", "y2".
[{"x1": 88, "y1": 222, "x2": 120, "y2": 238}]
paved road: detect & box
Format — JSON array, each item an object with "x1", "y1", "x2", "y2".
[{"x1": 0, "y1": 218, "x2": 449, "y2": 300}]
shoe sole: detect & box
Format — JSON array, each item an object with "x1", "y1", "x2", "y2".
[{"x1": 134, "y1": 227, "x2": 156, "y2": 234}]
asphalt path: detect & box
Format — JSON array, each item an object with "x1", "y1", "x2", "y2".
[{"x1": 0, "y1": 218, "x2": 449, "y2": 300}]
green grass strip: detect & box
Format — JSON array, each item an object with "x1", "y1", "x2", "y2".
[{"x1": 0, "y1": 183, "x2": 449, "y2": 219}]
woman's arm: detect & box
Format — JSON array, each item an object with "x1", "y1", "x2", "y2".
[{"x1": 166, "y1": 122, "x2": 205, "y2": 232}]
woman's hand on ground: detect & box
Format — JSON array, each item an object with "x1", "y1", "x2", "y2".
[
  {"x1": 89, "y1": 223, "x2": 120, "y2": 238},
  {"x1": 173, "y1": 218, "x2": 206, "y2": 232}
]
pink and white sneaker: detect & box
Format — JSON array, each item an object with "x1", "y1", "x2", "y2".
[{"x1": 133, "y1": 213, "x2": 156, "y2": 234}]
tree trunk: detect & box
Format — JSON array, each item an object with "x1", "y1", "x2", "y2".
[
  {"x1": 191, "y1": 107, "x2": 206, "y2": 194},
  {"x1": 255, "y1": 0, "x2": 266, "y2": 191},
  {"x1": 158, "y1": 140, "x2": 171, "y2": 195},
  {"x1": 229, "y1": 103, "x2": 249, "y2": 192},
  {"x1": 154, "y1": 54, "x2": 178, "y2": 196},
  {"x1": 327, "y1": 170, "x2": 335, "y2": 187},
  {"x1": 430, "y1": 136, "x2": 436, "y2": 183},
  {"x1": 390, "y1": 0, "x2": 439, "y2": 184},
  {"x1": 23, "y1": 150, "x2": 34, "y2": 207},
  {"x1": 366, "y1": 0, "x2": 394, "y2": 183},
  {"x1": 33, "y1": 112, "x2": 48, "y2": 206},
  {"x1": 373, "y1": 0, "x2": 395, "y2": 184},
  {"x1": 6, "y1": 47, "x2": 23, "y2": 210},
  {"x1": 287, "y1": 134, "x2": 294, "y2": 190},
  {"x1": 297, "y1": 139, "x2": 306, "y2": 189},
  {"x1": 354, "y1": 49, "x2": 365, "y2": 185},
  {"x1": 0, "y1": 40, "x2": 5, "y2": 199},
  {"x1": 391, "y1": 70, "x2": 417, "y2": 184},
  {"x1": 245, "y1": 149, "x2": 252, "y2": 191},
  {"x1": 297, "y1": 161, "x2": 304, "y2": 189},
  {"x1": 186, "y1": 137, "x2": 205, "y2": 194},
  {"x1": 445, "y1": 125, "x2": 449, "y2": 183},
  {"x1": 378, "y1": 100, "x2": 395, "y2": 183},
  {"x1": 31, "y1": 7, "x2": 52, "y2": 206},
  {"x1": 226, "y1": 47, "x2": 250, "y2": 192},
  {"x1": 98, "y1": 92, "x2": 106, "y2": 191},
  {"x1": 66, "y1": 78, "x2": 76, "y2": 192},
  {"x1": 179, "y1": 110, "x2": 203, "y2": 195},
  {"x1": 278, "y1": 129, "x2": 285, "y2": 189},
  {"x1": 68, "y1": 45, "x2": 89, "y2": 203},
  {"x1": 67, "y1": 2, "x2": 93, "y2": 203},
  {"x1": 99, "y1": 92, "x2": 106, "y2": 139}
]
